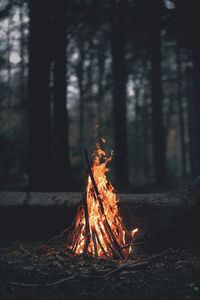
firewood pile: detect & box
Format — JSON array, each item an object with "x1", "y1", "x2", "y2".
[{"x1": 69, "y1": 148, "x2": 138, "y2": 260}]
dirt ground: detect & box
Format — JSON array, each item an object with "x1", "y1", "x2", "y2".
[{"x1": 0, "y1": 241, "x2": 200, "y2": 300}]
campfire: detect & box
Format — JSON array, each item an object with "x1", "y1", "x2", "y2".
[{"x1": 68, "y1": 139, "x2": 138, "y2": 260}]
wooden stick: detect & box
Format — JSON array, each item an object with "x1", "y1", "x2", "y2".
[
  {"x1": 71, "y1": 223, "x2": 83, "y2": 254},
  {"x1": 84, "y1": 150, "x2": 104, "y2": 212},
  {"x1": 94, "y1": 229, "x2": 108, "y2": 258},
  {"x1": 83, "y1": 190, "x2": 91, "y2": 255},
  {"x1": 91, "y1": 188, "x2": 119, "y2": 257},
  {"x1": 91, "y1": 187, "x2": 122, "y2": 256},
  {"x1": 98, "y1": 221, "x2": 116, "y2": 258},
  {"x1": 91, "y1": 229, "x2": 98, "y2": 258},
  {"x1": 84, "y1": 149, "x2": 124, "y2": 260},
  {"x1": 8, "y1": 273, "x2": 78, "y2": 287},
  {"x1": 98, "y1": 219, "x2": 119, "y2": 258},
  {"x1": 71, "y1": 240, "x2": 78, "y2": 254}
]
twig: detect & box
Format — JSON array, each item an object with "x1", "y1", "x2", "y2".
[
  {"x1": 80, "y1": 248, "x2": 173, "y2": 279},
  {"x1": 84, "y1": 149, "x2": 104, "y2": 213},
  {"x1": 71, "y1": 223, "x2": 84, "y2": 254},
  {"x1": 8, "y1": 273, "x2": 78, "y2": 288},
  {"x1": 46, "y1": 226, "x2": 72, "y2": 245},
  {"x1": 80, "y1": 260, "x2": 149, "y2": 278},
  {"x1": 148, "y1": 248, "x2": 172, "y2": 262},
  {"x1": 18, "y1": 244, "x2": 31, "y2": 256}
]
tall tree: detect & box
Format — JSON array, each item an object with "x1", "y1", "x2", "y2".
[
  {"x1": 111, "y1": 0, "x2": 129, "y2": 190},
  {"x1": 19, "y1": 1, "x2": 26, "y2": 103},
  {"x1": 150, "y1": 0, "x2": 166, "y2": 185},
  {"x1": 176, "y1": 46, "x2": 187, "y2": 177},
  {"x1": 132, "y1": 75, "x2": 141, "y2": 177},
  {"x1": 185, "y1": 50, "x2": 196, "y2": 177},
  {"x1": 28, "y1": 0, "x2": 51, "y2": 190},
  {"x1": 76, "y1": 39, "x2": 85, "y2": 152},
  {"x1": 189, "y1": 1, "x2": 200, "y2": 177},
  {"x1": 175, "y1": 0, "x2": 200, "y2": 177},
  {"x1": 97, "y1": 46, "x2": 106, "y2": 128},
  {"x1": 52, "y1": 0, "x2": 71, "y2": 190}
]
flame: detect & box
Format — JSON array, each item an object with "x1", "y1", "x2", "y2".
[{"x1": 69, "y1": 140, "x2": 138, "y2": 259}]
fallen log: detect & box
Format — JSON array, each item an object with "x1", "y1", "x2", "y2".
[{"x1": 0, "y1": 176, "x2": 200, "y2": 244}]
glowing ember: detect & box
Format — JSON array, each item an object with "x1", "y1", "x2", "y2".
[{"x1": 68, "y1": 140, "x2": 138, "y2": 259}]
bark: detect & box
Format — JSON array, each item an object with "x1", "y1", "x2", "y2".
[
  {"x1": 97, "y1": 48, "x2": 105, "y2": 128},
  {"x1": 7, "y1": 10, "x2": 12, "y2": 83},
  {"x1": 185, "y1": 50, "x2": 195, "y2": 176},
  {"x1": 111, "y1": 0, "x2": 129, "y2": 191},
  {"x1": 176, "y1": 46, "x2": 187, "y2": 177},
  {"x1": 143, "y1": 89, "x2": 150, "y2": 179},
  {"x1": 190, "y1": 46, "x2": 200, "y2": 177},
  {"x1": 85, "y1": 43, "x2": 95, "y2": 124},
  {"x1": 77, "y1": 41, "x2": 85, "y2": 151},
  {"x1": 133, "y1": 77, "x2": 140, "y2": 177},
  {"x1": 150, "y1": 0, "x2": 166, "y2": 185},
  {"x1": 185, "y1": 13, "x2": 200, "y2": 178},
  {"x1": 28, "y1": 0, "x2": 52, "y2": 191},
  {"x1": 19, "y1": 1, "x2": 25, "y2": 104},
  {"x1": 189, "y1": 1, "x2": 200, "y2": 177},
  {"x1": 52, "y1": 0, "x2": 71, "y2": 190},
  {"x1": 175, "y1": 0, "x2": 200, "y2": 178}
]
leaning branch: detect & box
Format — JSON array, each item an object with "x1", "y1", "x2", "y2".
[
  {"x1": 84, "y1": 149, "x2": 125, "y2": 260},
  {"x1": 83, "y1": 190, "x2": 91, "y2": 255}
]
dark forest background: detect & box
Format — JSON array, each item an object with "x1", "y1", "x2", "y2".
[{"x1": 0, "y1": 0, "x2": 200, "y2": 193}]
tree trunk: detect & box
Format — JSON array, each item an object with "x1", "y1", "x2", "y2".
[
  {"x1": 52, "y1": 0, "x2": 71, "y2": 190},
  {"x1": 28, "y1": 0, "x2": 51, "y2": 191},
  {"x1": 85, "y1": 42, "x2": 95, "y2": 125},
  {"x1": 175, "y1": 0, "x2": 200, "y2": 178},
  {"x1": 143, "y1": 89, "x2": 150, "y2": 179},
  {"x1": 176, "y1": 46, "x2": 187, "y2": 178},
  {"x1": 111, "y1": 0, "x2": 129, "y2": 191},
  {"x1": 191, "y1": 46, "x2": 200, "y2": 177},
  {"x1": 19, "y1": 1, "x2": 25, "y2": 105},
  {"x1": 186, "y1": 50, "x2": 195, "y2": 177},
  {"x1": 150, "y1": 0, "x2": 166, "y2": 185},
  {"x1": 77, "y1": 41, "x2": 85, "y2": 153},
  {"x1": 7, "y1": 9, "x2": 12, "y2": 83},
  {"x1": 97, "y1": 48, "x2": 105, "y2": 129},
  {"x1": 186, "y1": 0, "x2": 200, "y2": 178},
  {"x1": 133, "y1": 76, "x2": 141, "y2": 180}
]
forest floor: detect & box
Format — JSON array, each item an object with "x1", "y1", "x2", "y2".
[{"x1": 0, "y1": 241, "x2": 200, "y2": 300}]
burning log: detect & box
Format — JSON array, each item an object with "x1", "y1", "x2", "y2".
[
  {"x1": 68, "y1": 142, "x2": 138, "y2": 260},
  {"x1": 83, "y1": 191, "x2": 91, "y2": 255},
  {"x1": 84, "y1": 149, "x2": 125, "y2": 259}
]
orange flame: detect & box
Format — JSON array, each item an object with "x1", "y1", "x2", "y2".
[{"x1": 69, "y1": 140, "x2": 138, "y2": 259}]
